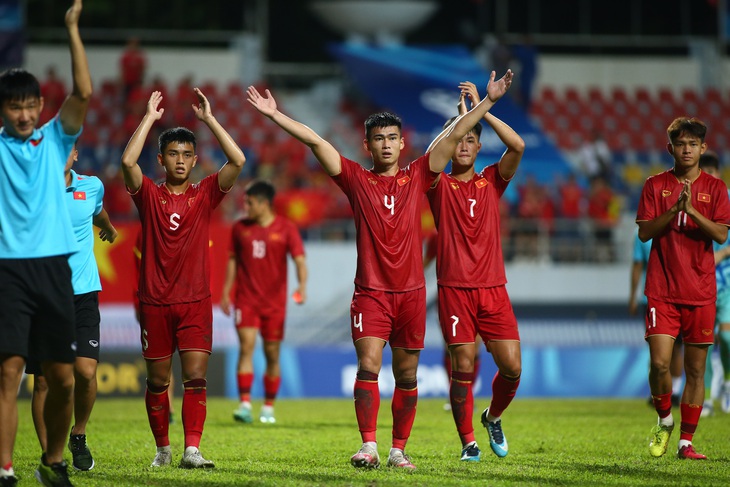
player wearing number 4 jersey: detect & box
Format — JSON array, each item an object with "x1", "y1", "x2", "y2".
[
  {"x1": 247, "y1": 69, "x2": 513, "y2": 470},
  {"x1": 637, "y1": 117, "x2": 730, "y2": 460},
  {"x1": 121, "y1": 89, "x2": 245, "y2": 469},
  {"x1": 426, "y1": 81, "x2": 524, "y2": 462}
]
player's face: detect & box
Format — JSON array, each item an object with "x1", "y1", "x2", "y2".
[
  {"x1": 158, "y1": 141, "x2": 197, "y2": 182},
  {"x1": 667, "y1": 132, "x2": 706, "y2": 170},
  {"x1": 0, "y1": 96, "x2": 43, "y2": 140},
  {"x1": 364, "y1": 126, "x2": 404, "y2": 166},
  {"x1": 244, "y1": 194, "x2": 267, "y2": 221},
  {"x1": 451, "y1": 131, "x2": 481, "y2": 169}
]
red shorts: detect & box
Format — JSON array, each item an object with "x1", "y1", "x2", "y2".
[
  {"x1": 438, "y1": 285, "x2": 520, "y2": 346},
  {"x1": 350, "y1": 285, "x2": 426, "y2": 349},
  {"x1": 645, "y1": 298, "x2": 715, "y2": 345},
  {"x1": 139, "y1": 297, "x2": 213, "y2": 360},
  {"x1": 234, "y1": 302, "x2": 285, "y2": 342}
]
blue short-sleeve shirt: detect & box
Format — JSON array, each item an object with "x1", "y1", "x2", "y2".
[
  {"x1": 0, "y1": 116, "x2": 80, "y2": 258},
  {"x1": 66, "y1": 169, "x2": 104, "y2": 294}
]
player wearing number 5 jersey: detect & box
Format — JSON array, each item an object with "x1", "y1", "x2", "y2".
[
  {"x1": 121, "y1": 89, "x2": 245, "y2": 469},
  {"x1": 246, "y1": 69, "x2": 513, "y2": 470},
  {"x1": 426, "y1": 81, "x2": 524, "y2": 462},
  {"x1": 637, "y1": 117, "x2": 730, "y2": 460}
]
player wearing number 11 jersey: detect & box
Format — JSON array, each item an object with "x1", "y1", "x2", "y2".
[
  {"x1": 637, "y1": 117, "x2": 730, "y2": 460},
  {"x1": 246, "y1": 70, "x2": 514, "y2": 470},
  {"x1": 427, "y1": 81, "x2": 524, "y2": 462}
]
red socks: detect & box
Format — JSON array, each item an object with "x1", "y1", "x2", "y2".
[
  {"x1": 182, "y1": 378, "x2": 207, "y2": 448},
  {"x1": 679, "y1": 403, "x2": 702, "y2": 442},
  {"x1": 237, "y1": 373, "x2": 253, "y2": 403},
  {"x1": 145, "y1": 381, "x2": 170, "y2": 447},
  {"x1": 263, "y1": 375, "x2": 281, "y2": 406},
  {"x1": 391, "y1": 380, "x2": 418, "y2": 451},
  {"x1": 450, "y1": 371, "x2": 475, "y2": 445},
  {"x1": 354, "y1": 370, "x2": 380, "y2": 443},
  {"x1": 489, "y1": 372, "x2": 520, "y2": 418}
]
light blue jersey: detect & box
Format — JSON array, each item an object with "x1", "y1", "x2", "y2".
[
  {"x1": 0, "y1": 116, "x2": 80, "y2": 258},
  {"x1": 66, "y1": 169, "x2": 104, "y2": 294},
  {"x1": 633, "y1": 232, "x2": 652, "y2": 305}
]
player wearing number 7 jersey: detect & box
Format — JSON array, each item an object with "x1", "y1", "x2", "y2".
[
  {"x1": 247, "y1": 69, "x2": 513, "y2": 470},
  {"x1": 426, "y1": 81, "x2": 524, "y2": 462},
  {"x1": 637, "y1": 117, "x2": 730, "y2": 460}
]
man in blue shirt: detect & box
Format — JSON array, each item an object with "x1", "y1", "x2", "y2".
[
  {"x1": 0, "y1": 2, "x2": 91, "y2": 485},
  {"x1": 28, "y1": 144, "x2": 117, "y2": 473}
]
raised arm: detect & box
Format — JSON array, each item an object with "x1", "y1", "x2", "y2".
[
  {"x1": 121, "y1": 91, "x2": 163, "y2": 193},
  {"x1": 191, "y1": 88, "x2": 245, "y2": 191},
  {"x1": 460, "y1": 81, "x2": 524, "y2": 179},
  {"x1": 93, "y1": 208, "x2": 118, "y2": 243},
  {"x1": 59, "y1": 0, "x2": 92, "y2": 136},
  {"x1": 247, "y1": 86, "x2": 342, "y2": 176},
  {"x1": 427, "y1": 70, "x2": 513, "y2": 173}
]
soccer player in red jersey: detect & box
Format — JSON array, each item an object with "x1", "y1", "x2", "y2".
[
  {"x1": 637, "y1": 117, "x2": 730, "y2": 460},
  {"x1": 247, "y1": 69, "x2": 513, "y2": 470},
  {"x1": 220, "y1": 179, "x2": 308, "y2": 425},
  {"x1": 425, "y1": 81, "x2": 524, "y2": 462},
  {"x1": 121, "y1": 90, "x2": 245, "y2": 468}
]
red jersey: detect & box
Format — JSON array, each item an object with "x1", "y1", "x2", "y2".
[
  {"x1": 131, "y1": 173, "x2": 226, "y2": 305},
  {"x1": 332, "y1": 154, "x2": 438, "y2": 291},
  {"x1": 637, "y1": 169, "x2": 730, "y2": 305},
  {"x1": 229, "y1": 215, "x2": 305, "y2": 312},
  {"x1": 427, "y1": 164, "x2": 510, "y2": 288}
]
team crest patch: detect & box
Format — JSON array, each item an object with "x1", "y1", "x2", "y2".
[
  {"x1": 271, "y1": 233, "x2": 282, "y2": 241},
  {"x1": 73, "y1": 191, "x2": 86, "y2": 200},
  {"x1": 698, "y1": 193, "x2": 711, "y2": 203},
  {"x1": 397, "y1": 175, "x2": 411, "y2": 186},
  {"x1": 661, "y1": 190, "x2": 672, "y2": 197},
  {"x1": 475, "y1": 178, "x2": 488, "y2": 188}
]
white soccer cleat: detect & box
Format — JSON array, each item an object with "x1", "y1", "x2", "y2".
[
  {"x1": 350, "y1": 443, "x2": 380, "y2": 469},
  {"x1": 259, "y1": 405, "x2": 276, "y2": 424},
  {"x1": 179, "y1": 447, "x2": 215, "y2": 469},
  {"x1": 150, "y1": 447, "x2": 172, "y2": 467}
]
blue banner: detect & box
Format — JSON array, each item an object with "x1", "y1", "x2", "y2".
[
  {"x1": 328, "y1": 43, "x2": 571, "y2": 183},
  {"x1": 0, "y1": 0, "x2": 23, "y2": 69}
]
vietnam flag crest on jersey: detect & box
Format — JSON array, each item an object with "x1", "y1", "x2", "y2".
[
  {"x1": 698, "y1": 193, "x2": 711, "y2": 203},
  {"x1": 73, "y1": 191, "x2": 86, "y2": 200},
  {"x1": 397, "y1": 175, "x2": 410, "y2": 186},
  {"x1": 475, "y1": 178, "x2": 488, "y2": 188}
]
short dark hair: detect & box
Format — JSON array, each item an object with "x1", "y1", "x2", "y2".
[
  {"x1": 364, "y1": 112, "x2": 402, "y2": 139},
  {"x1": 0, "y1": 68, "x2": 41, "y2": 104},
  {"x1": 443, "y1": 116, "x2": 483, "y2": 139},
  {"x1": 699, "y1": 150, "x2": 720, "y2": 171},
  {"x1": 667, "y1": 117, "x2": 707, "y2": 144},
  {"x1": 245, "y1": 179, "x2": 275, "y2": 205},
  {"x1": 158, "y1": 127, "x2": 196, "y2": 154}
]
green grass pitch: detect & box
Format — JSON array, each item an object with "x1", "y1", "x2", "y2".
[{"x1": 11, "y1": 397, "x2": 730, "y2": 486}]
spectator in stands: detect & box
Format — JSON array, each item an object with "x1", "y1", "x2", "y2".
[
  {"x1": 119, "y1": 37, "x2": 146, "y2": 102},
  {"x1": 587, "y1": 176, "x2": 617, "y2": 262},
  {"x1": 514, "y1": 176, "x2": 553, "y2": 261},
  {"x1": 579, "y1": 130, "x2": 612, "y2": 183},
  {"x1": 554, "y1": 172, "x2": 585, "y2": 261}
]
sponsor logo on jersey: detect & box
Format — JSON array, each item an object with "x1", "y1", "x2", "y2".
[
  {"x1": 397, "y1": 175, "x2": 410, "y2": 186},
  {"x1": 160, "y1": 197, "x2": 167, "y2": 205},
  {"x1": 475, "y1": 178, "x2": 488, "y2": 188},
  {"x1": 368, "y1": 178, "x2": 378, "y2": 185},
  {"x1": 73, "y1": 191, "x2": 86, "y2": 200},
  {"x1": 661, "y1": 190, "x2": 672, "y2": 197},
  {"x1": 89, "y1": 340, "x2": 99, "y2": 348},
  {"x1": 698, "y1": 193, "x2": 711, "y2": 203},
  {"x1": 188, "y1": 197, "x2": 195, "y2": 207},
  {"x1": 702, "y1": 328, "x2": 713, "y2": 336},
  {"x1": 271, "y1": 233, "x2": 282, "y2": 241},
  {"x1": 450, "y1": 182, "x2": 460, "y2": 190}
]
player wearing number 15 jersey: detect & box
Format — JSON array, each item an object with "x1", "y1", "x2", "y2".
[
  {"x1": 246, "y1": 69, "x2": 513, "y2": 470},
  {"x1": 637, "y1": 117, "x2": 730, "y2": 460},
  {"x1": 122, "y1": 89, "x2": 245, "y2": 469},
  {"x1": 427, "y1": 81, "x2": 524, "y2": 462}
]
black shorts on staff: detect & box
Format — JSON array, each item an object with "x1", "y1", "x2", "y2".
[{"x1": 0, "y1": 256, "x2": 76, "y2": 365}]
